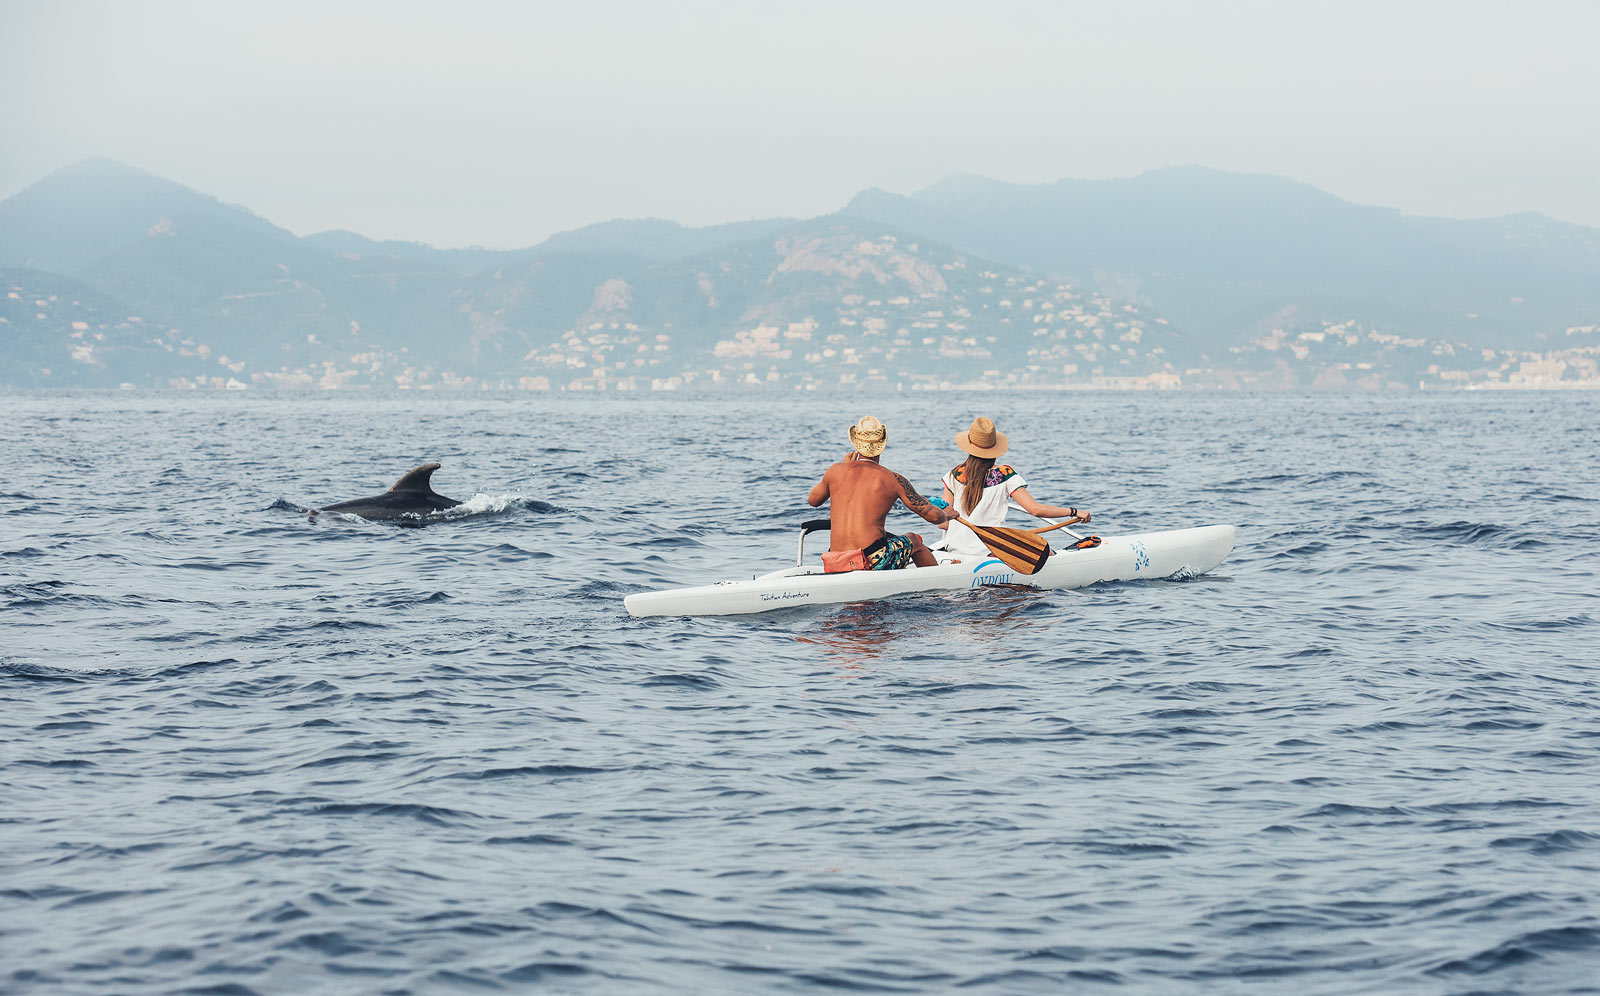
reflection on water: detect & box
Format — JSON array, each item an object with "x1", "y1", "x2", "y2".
[{"x1": 794, "y1": 586, "x2": 1056, "y2": 669}]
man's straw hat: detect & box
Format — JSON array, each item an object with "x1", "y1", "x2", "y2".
[
  {"x1": 954, "y1": 416, "x2": 1008, "y2": 459},
  {"x1": 848, "y1": 416, "x2": 888, "y2": 457}
]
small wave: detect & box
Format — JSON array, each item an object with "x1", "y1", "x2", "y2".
[
  {"x1": 439, "y1": 492, "x2": 565, "y2": 518},
  {"x1": 476, "y1": 542, "x2": 554, "y2": 562},
  {"x1": 1303, "y1": 802, "x2": 1412, "y2": 819},
  {"x1": 250, "y1": 901, "x2": 312, "y2": 924},
  {"x1": 454, "y1": 764, "x2": 613, "y2": 779},
  {"x1": 283, "y1": 931, "x2": 367, "y2": 957},
  {"x1": 1409, "y1": 520, "x2": 1511, "y2": 544},
  {"x1": 1429, "y1": 924, "x2": 1600, "y2": 975},
  {"x1": 1486, "y1": 613, "x2": 1593, "y2": 632},
  {"x1": 1489, "y1": 829, "x2": 1600, "y2": 854},
  {"x1": 1, "y1": 580, "x2": 71, "y2": 608},
  {"x1": 628, "y1": 535, "x2": 706, "y2": 548},
  {"x1": 572, "y1": 579, "x2": 647, "y2": 599},
  {"x1": 307, "y1": 802, "x2": 477, "y2": 825},
  {"x1": 501, "y1": 962, "x2": 591, "y2": 984},
  {"x1": 147, "y1": 658, "x2": 238, "y2": 680},
  {"x1": 639, "y1": 672, "x2": 720, "y2": 690}
]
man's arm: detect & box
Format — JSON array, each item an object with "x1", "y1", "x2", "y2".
[
  {"x1": 807, "y1": 467, "x2": 831, "y2": 507},
  {"x1": 893, "y1": 472, "x2": 955, "y2": 525},
  {"x1": 937, "y1": 482, "x2": 955, "y2": 530}
]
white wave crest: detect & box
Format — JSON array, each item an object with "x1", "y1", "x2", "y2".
[{"x1": 440, "y1": 492, "x2": 535, "y2": 517}]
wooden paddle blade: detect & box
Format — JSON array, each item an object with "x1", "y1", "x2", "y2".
[{"x1": 961, "y1": 520, "x2": 1053, "y2": 575}]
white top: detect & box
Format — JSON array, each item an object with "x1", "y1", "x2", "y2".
[{"x1": 940, "y1": 464, "x2": 1028, "y2": 555}]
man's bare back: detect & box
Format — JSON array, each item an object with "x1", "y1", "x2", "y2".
[{"x1": 808, "y1": 453, "x2": 955, "y2": 568}]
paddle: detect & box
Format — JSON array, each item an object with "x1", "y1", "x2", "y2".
[
  {"x1": 950, "y1": 515, "x2": 1054, "y2": 575},
  {"x1": 1010, "y1": 503, "x2": 1103, "y2": 550}
]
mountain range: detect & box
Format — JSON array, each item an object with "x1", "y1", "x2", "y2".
[{"x1": 2, "y1": 158, "x2": 1597, "y2": 390}]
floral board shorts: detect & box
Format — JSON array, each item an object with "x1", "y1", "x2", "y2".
[{"x1": 863, "y1": 533, "x2": 913, "y2": 571}]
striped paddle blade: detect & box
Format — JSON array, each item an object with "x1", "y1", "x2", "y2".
[{"x1": 956, "y1": 518, "x2": 1053, "y2": 575}]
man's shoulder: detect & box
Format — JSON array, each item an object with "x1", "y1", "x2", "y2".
[
  {"x1": 849, "y1": 461, "x2": 904, "y2": 492},
  {"x1": 828, "y1": 458, "x2": 891, "y2": 481}
]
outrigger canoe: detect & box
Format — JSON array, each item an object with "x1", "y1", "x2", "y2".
[{"x1": 624, "y1": 519, "x2": 1236, "y2": 618}]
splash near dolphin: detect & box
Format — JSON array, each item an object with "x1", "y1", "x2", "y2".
[{"x1": 315, "y1": 463, "x2": 462, "y2": 522}]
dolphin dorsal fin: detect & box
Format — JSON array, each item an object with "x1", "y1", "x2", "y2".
[{"x1": 389, "y1": 462, "x2": 443, "y2": 494}]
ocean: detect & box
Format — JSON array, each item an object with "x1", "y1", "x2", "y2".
[{"x1": 2, "y1": 390, "x2": 1597, "y2": 994}]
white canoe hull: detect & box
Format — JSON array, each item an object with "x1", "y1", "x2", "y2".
[{"x1": 624, "y1": 524, "x2": 1236, "y2": 618}]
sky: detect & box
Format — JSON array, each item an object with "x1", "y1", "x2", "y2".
[{"x1": 3, "y1": 0, "x2": 1599, "y2": 248}]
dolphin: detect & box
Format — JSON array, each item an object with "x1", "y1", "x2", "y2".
[{"x1": 315, "y1": 462, "x2": 463, "y2": 521}]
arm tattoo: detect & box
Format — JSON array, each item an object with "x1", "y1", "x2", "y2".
[{"x1": 894, "y1": 472, "x2": 932, "y2": 511}]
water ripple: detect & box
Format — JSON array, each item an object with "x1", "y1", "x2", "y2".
[{"x1": 1, "y1": 391, "x2": 1597, "y2": 994}]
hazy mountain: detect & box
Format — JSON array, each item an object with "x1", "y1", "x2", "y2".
[
  {"x1": 0, "y1": 159, "x2": 346, "y2": 369},
  {"x1": 470, "y1": 216, "x2": 1194, "y2": 391},
  {"x1": 299, "y1": 230, "x2": 535, "y2": 271},
  {"x1": 843, "y1": 167, "x2": 1600, "y2": 348},
  {"x1": 0, "y1": 159, "x2": 1187, "y2": 390},
  {"x1": 0, "y1": 157, "x2": 300, "y2": 277},
  {"x1": 2, "y1": 158, "x2": 1595, "y2": 391}
]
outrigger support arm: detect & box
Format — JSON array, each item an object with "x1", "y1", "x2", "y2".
[{"x1": 798, "y1": 518, "x2": 830, "y2": 566}]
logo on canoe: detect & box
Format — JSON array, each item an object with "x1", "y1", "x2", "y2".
[
  {"x1": 761, "y1": 590, "x2": 810, "y2": 602},
  {"x1": 1131, "y1": 541, "x2": 1150, "y2": 572},
  {"x1": 972, "y1": 573, "x2": 1016, "y2": 588},
  {"x1": 970, "y1": 560, "x2": 1015, "y2": 587}
]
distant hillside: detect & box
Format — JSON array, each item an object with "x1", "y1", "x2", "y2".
[
  {"x1": 843, "y1": 167, "x2": 1600, "y2": 349},
  {"x1": 474, "y1": 218, "x2": 1193, "y2": 391},
  {"x1": 2, "y1": 158, "x2": 1596, "y2": 391},
  {"x1": 1, "y1": 268, "x2": 218, "y2": 388},
  {"x1": 0, "y1": 159, "x2": 1187, "y2": 390}
]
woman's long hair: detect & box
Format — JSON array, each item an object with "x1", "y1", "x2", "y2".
[{"x1": 959, "y1": 454, "x2": 995, "y2": 515}]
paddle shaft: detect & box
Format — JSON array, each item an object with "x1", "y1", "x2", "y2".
[
  {"x1": 1029, "y1": 518, "x2": 1088, "y2": 538},
  {"x1": 1009, "y1": 502, "x2": 1089, "y2": 541}
]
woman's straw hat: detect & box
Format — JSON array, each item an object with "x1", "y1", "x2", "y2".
[
  {"x1": 848, "y1": 416, "x2": 888, "y2": 457},
  {"x1": 954, "y1": 416, "x2": 1008, "y2": 458}
]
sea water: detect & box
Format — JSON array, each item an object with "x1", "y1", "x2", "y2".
[{"x1": 2, "y1": 391, "x2": 1597, "y2": 994}]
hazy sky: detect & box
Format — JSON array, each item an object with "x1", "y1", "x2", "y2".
[{"x1": 4, "y1": 0, "x2": 1598, "y2": 247}]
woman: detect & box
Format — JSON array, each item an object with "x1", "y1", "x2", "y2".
[{"x1": 938, "y1": 416, "x2": 1090, "y2": 556}]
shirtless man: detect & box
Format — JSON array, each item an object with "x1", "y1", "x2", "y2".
[{"x1": 807, "y1": 416, "x2": 958, "y2": 570}]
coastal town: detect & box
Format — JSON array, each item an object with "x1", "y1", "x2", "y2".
[{"x1": 8, "y1": 266, "x2": 1598, "y2": 392}]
